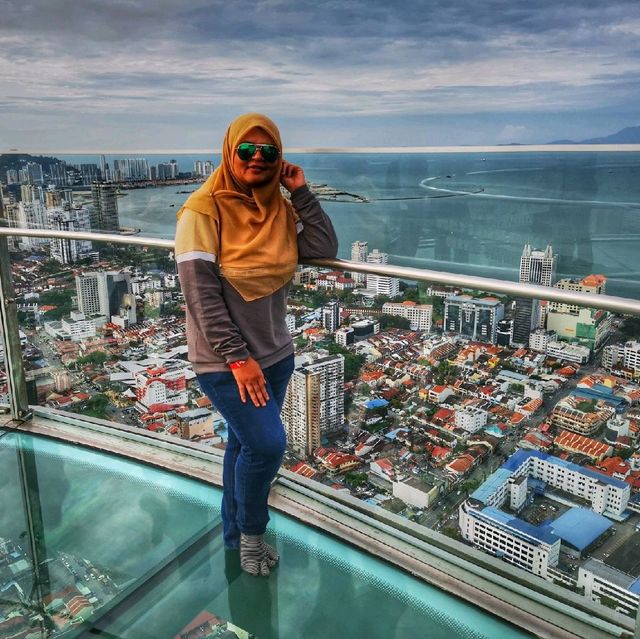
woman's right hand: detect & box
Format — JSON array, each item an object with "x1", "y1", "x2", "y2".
[{"x1": 231, "y1": 357, "x2": 270, "y2": 407}]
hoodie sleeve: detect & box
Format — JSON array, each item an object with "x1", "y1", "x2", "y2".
[
  {"x1": 290, "y1": 185, "x2": 339, "y2": 259},
  {"x1": 175, "y1": 207, "x2": 250, "y2": 363}
]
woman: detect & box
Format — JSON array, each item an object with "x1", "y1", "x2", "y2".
[{"x1": 175, "y1": 113, "x2": 338, "y2": 576}]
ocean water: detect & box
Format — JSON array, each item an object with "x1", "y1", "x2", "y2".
[{"x1": 60, "y1": 151, "x2": 640, "y2": 298}]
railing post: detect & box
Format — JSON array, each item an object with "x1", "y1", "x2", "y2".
[{"x1": 0, "y1": 195, "x2": 31, "y2": 421}]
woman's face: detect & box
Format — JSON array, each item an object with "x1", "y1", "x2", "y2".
[{"x1": 231, "y1": 127, "x2": 279, "y2": 189}]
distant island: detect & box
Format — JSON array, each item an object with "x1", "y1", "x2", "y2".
[{"x1": 547, "y1": 125, "x2": 640, "y2": 145}]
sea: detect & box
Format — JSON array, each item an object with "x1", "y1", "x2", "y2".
[{"x1": 58, "y1": 150, "x2": 640, "y2": 299}]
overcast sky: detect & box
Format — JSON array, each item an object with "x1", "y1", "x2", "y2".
[{"x1": 1, "y1": 0, "x2": 639, "y2": 151}]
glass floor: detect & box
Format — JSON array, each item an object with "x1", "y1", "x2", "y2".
[{"x1": 0, "y1": 429, "x2": 534, "y2": 639}]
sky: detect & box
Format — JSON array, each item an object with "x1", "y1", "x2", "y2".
[{"x1": 1, "y1": 0, "x2": 640, "y2": 151}]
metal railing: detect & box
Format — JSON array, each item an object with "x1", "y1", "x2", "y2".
[
  {"x1": 1, "y1": 225, "x2": 639, "y2": 638},
  {"x1": 1, "y1": 225, "x2": 640, "y2": 423}
]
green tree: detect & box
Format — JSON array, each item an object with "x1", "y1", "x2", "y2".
[
  {"x1": 345, "y1": 472, "x2": 368, "y2": 488},
  {"x1": 76, "y1": 351, "x2": 108, "y2": 367},
  {"x1": 403, "y1": 287, "x2": 419, "y2": 303},
  {"x1": 378, "y1": 314, "x2": 411, "y2": 330},
  {"x1": 82, "y1": 393, "x2": 109, "y2": 419}
]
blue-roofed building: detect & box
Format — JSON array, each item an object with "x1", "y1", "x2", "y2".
[
  {"x1": 578, "y1": 559, "x2": 640, "y2": 616},
  {"x1": 459, "y1": 447, "x2": 633, "y2": 585},
  {"x1": 550, "y1": 507, "x2": 612, "y2": 554},
  {"x1": 363, "y1": 398, "x2": 389, "y2": 410},
  {"x1": 494, "y1": 449, "x2": 630, "y2": 518},
  {"x1": 459, "y1": 501, "x2": 561, "y2": 578},
  {"x1": 571, "y1": 388, "x2": 626, "y2": 410}
]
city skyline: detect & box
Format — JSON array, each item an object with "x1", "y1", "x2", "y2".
[{"x1": 1, "y1": 1, "x2": 639, "y2": 151}]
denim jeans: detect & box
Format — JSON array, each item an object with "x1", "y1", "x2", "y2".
[{"x1": 197, "y1": 354, "x2": 294, "y2": 549}]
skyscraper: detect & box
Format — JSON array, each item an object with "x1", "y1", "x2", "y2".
[
  {"x1": 76, "y1": 271, "x2": 135, "y2": 324},
  {"x1": 282, "y1": 353, "x2": 345, "y2": 458},
  {"x1": 90, "y1": 183, "x2": 119, "y2": 231},
  {"x1": 350, "y1": 240, "x2": 368, "y2": 285},
  {"x1": 366, "y1": 249, "x2": 400, "y2": 298},
  {"x1": 321, "y1": 301, "x2": 340, "y2": 332},
  {"x1": 512, "y1": 244, "x2": 557, "y2": 345},
  {"x1": 444, "y1": 295, "x2": 505, "y2": 343},
  {"x1": 48, "y1": 206, "x2": 92, "y2": 264}
]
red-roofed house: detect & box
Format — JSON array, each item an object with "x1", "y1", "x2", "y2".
[
  {"x1": 370, "y1": 457, "x2": 396, "y2": 482},
  {"x1": 289, "y1": 461, "x2": 318, "y2": 479},
  {"x1": 555, "y1": 430, "x2": 613, "y2": 462},
  {"x1": 445, "y1": 454, "x2": 475, "y2": 477},
  {"x1": 428, "y1": 385, "x2": 454, "y2": 404}
]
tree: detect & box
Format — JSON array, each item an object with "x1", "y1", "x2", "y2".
[
  {"x1": 378, "y1": 314, "x2": 411, "y2": 330},
  {"x1": 403, "y1": 287, "x2": 419, "y2": 303},
  {"x1": 326, "y1": 342, "x2": 366, "y2": 381},
  {"x1": 345, "y1": 472, "x2": 368, "y2": 488},
  {"x1": 76, "y1": 351, "x2": 108, "y2": 367},
  {"x1": 82, "y1": 393, "x2": 109, "y2": 419}
]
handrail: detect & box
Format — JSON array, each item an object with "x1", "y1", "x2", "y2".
[{"x1": 1, "y1": 226, "x2": 640, "y2": 315}]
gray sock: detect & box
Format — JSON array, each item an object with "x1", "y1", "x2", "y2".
[
  {"x1": 261, "y1": 539, "x2": 279, "y2": 568},
  {"x1": 240, "y1": 534, "x2": 272, "y2": 577}
]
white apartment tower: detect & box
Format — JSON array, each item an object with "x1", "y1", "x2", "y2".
[
  {"x1": 282, "y1": 353, "x2": 345, "y2": 458},
  {"x1": 75, "y1": 271, "x2": 136, "y2": 325},
  {"x1": 321, "y1": 301, "x2": 340, "y2": 333},
  {"x1": 519, "y1": 244, "x2": 556, "y2": 287},
  {"x1": 350, "y1": 240, "x2": 368, "y2": 285},
  {"x1": 366, "y1": 249, "x2": 400, "y2": 298},
  {"x1": 16, "y1": 201, "x2": 48, "y2": 249},
  {"x1": 48, "y1": 206, "x2": 93, "y2": 264}
]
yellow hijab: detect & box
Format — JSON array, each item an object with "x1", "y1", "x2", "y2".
[{"x1": 178, "y1": 113, "x2": 298, "y2": 301}]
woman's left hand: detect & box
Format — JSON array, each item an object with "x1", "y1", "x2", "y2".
[{"x1": 280, "y1": 160, "x2": 306, "y2": 193}]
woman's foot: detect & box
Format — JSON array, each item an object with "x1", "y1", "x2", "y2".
[{"x1": 240, "y1": 533, "x2": 279, "y2": 576}]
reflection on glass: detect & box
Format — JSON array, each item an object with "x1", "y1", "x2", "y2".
[
  {"x1": 0, "y1": 431, "x2": 216, "y2": 636},
  {"x1": 0, "y1": 430, "x2": 533, "y2": 639}
]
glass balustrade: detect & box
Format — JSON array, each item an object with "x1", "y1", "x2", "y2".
[{"x1": 1, "y1": 148, "x2": 640, "y2": 638}]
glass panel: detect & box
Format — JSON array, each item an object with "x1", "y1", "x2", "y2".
[
  {"x1": 0, "y1": 429, "x2": 217, "y2": 635},
  {"x1": 7, "y1": 150, "x2": 635, "y2": 297}
]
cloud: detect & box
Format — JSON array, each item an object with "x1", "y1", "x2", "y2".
[
  {"x1": 1, "y1": 0, "x2": 639, "y2": 148},
  {"x1": 497, "y1": 124, "x2": 531, "y2": 143}
]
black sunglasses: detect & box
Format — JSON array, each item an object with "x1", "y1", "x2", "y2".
[{"x1": 235, "y1": 142, "x2": 280, "y2": 163}]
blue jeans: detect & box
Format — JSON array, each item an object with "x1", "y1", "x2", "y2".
[{"x1": 197, "y1": 354, "x2": 294, "y2": 549}]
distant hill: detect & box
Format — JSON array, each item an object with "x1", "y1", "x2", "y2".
[
  {"x1": 548, "y1": 126, "x2": 640, "y2": 145},
  {"x1": 0, "y1": 152, "x2": 63, "y2": 174}
]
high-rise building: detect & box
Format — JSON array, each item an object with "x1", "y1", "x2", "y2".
[
  {"x1": 25, "y1": 162, "x2": 44, "y2": 185},
  {"x1": 496, "y1": 319, "x2": 512, "y2": 346},
  {"x1": 444, "y1": 295, "x2": 505, "y2": 343},
  {"x1": 282, "y1": 353, "x2": 345, "y2": 458},
  {"x1": 549, "y1": 275, "x2": 606, "y2": 314},
  {"x1": 5, "y1": 169, "x2": 18, "y2": 185},
  {"x1": 90, "y1": 182, "x2": 119, "y2": 231},
  {"x1": 546, "y1": 275, "x2": 611, "y2": 351},
  {"x1": 519, "y1": 244, "x2": 556, "y2": 286},
  {"x1": 381, "y1": 301, "x2": 433, "y2": 331},
  {"x1": 512, "y1": 244, "x2": 557, "y2": 345},
  {"x1": 75, "y1": 271, "x2": 135, "y2": 324},
  {"x1": 49, "y1": 162, "x2": 68, "y2": 187},
  {"x1": 99, "y1": 155, "x2": 108, "y2": 181},
  {"x1": 366, "y1": 249, "x2": 400, "y2": 298},
  {"x1": 350, "y1": 240, "x2": 368, "y2": 285},
  {"x1": 48, "y1": 206, "x2": 92, "y2": 264},
  {"x1": 157, "y1": 162, "x2": 178, "y2": 180},
  {"x1": 44, "y1": 188, "x2": 62, "y2": 209},
  {"x1": 114, "y1": 158, "x2": 150, "y2": 181},
  {"x1": 79, "y1": 164, "x2": 100, "y2": 186},
  {"x1": 16, "y1": 201, "x2": 48, "y2": 249},
  {"x1": 602, "y1": 341, "x2": 640, "y2": 378},
  {"x1": 321, "y1": 301, "x2": 340, "y2": 332}
]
